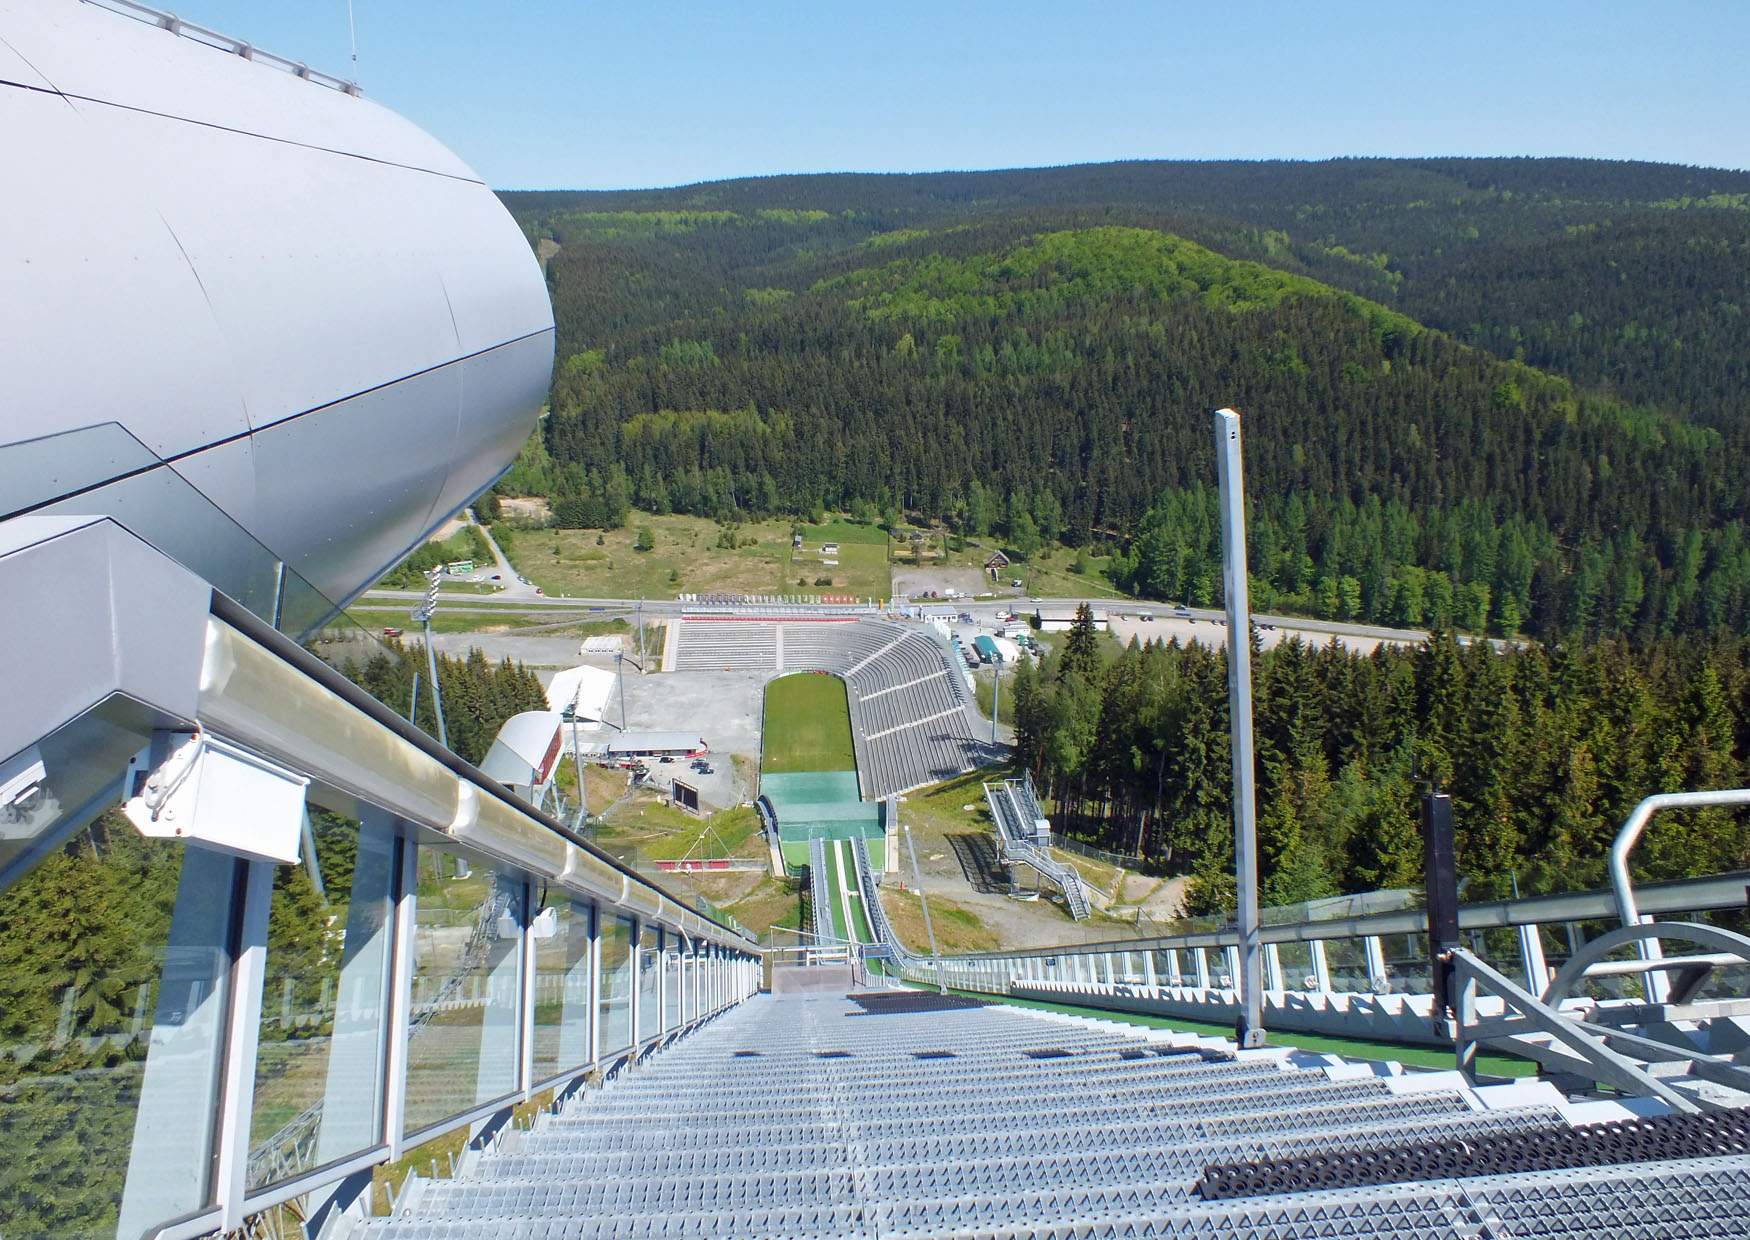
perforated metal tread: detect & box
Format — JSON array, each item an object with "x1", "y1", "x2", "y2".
[{"x1": 350, "y1": 993, "x2": 1750, "y2": 1240}]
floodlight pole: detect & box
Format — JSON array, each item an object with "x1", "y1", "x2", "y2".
[
  {"x1": 415, "y1": 568, "x2": 448, "y2": 750},
  {"x1": 904, "y1": 825, "x2": 945, "y2": 993},
  {"x1": 991, "y1": 661, "x2": 1002, "y2": 744},
  {"x1": 1214, "y1": 407, "x2": 1264, "y2": 1048},
  {"x1": 570, "y1": 685, "x2": 588, "y2": 833}
]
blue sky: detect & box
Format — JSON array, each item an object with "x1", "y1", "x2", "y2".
[{"x1": 166, "y1": 1, "x2": 1749, "y2": 189}]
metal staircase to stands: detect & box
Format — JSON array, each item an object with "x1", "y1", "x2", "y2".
[{"x1": 985, "y1": 777, "x2": 1092, "y2": 920}]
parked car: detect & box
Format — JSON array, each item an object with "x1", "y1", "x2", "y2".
[
  {"x1": 382, "y1": 626, "x2": 403, "y2": 638},
  {"x1": 1136, "y1": 612, "x2": 1154, "y2": 622}
]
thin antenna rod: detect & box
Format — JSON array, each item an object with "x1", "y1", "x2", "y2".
[{"x1": 345, "y1": 0, "x2": 358, "y2": 73}]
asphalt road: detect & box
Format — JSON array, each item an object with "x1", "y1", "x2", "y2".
[{"x1": 357, "y1": 587, "x2": 1467, "y2": 650}]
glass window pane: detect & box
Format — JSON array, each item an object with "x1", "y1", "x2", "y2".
[
  {"x1": 1322, "y1": 938, "x2": 1370, "y2": 992},
  {"x1": 0, "y1": 810, "x2": 232, "y2": 1240},
  {"x1": 403, "y1": 845, "x2": 523, "y2": 1136},
  {"x1": 637, "y1": 925, "x2": 660, "y2": 1044},
  {"x1": 247, "y1": 810, "x2": 397, "y2": 1190},
  {"x1": 598, "y1": 916, "x2": 633, "y2": 1054},
  {"x1": 532, "y1": 899, "x2": 592, "y2": 1084},
  {"x1": 1277, "y1": 942, "x2": 1315, "y2": 991},
  {"x1": 664, "y1": 944, "x2": 681, "y2": 1032}
]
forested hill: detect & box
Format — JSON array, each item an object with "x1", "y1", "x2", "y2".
[
  {"x1": 500, "y1": 158, "x2": 1750, "y2": 639},
  {"x1": 505, "y1": 158, "x2": 1750, "y2": 426}
]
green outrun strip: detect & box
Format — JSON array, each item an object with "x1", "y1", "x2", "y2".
[{"x1": 905, "y1": 985, "x2": 1537, "y2": 1079}]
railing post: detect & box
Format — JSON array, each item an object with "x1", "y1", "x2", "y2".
[
  {"x1": 384, "y1": 836, "x2": 418, "y2": 1161},
  {"x1": 1519, "y1": 922, "x2": 1551, "y2": 996},
  {"x1": 1309, "y1": 940, "x2": 1331, "y2": 993},
  {"x1": 1423, "y1": 788, "x2": 1460, "y2": 1028},
  {"x1": 1363, "y1": 937, "x2": 1389, "y2": 994}
]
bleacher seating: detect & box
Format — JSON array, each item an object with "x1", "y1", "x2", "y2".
[
  {"x1": 669, "y1": 616, "x2": 998, "y2": 796},
  {"x1": 347, "y1": 991, "x2": 1750, "y2": 1239}
]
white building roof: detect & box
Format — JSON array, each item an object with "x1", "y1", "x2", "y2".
[
  {"x1": 546, "y1": 664, "x2": 616, "y2": 721},
  {"x1": 480, "y1": 710, "x2": 564, "y2": 788}
]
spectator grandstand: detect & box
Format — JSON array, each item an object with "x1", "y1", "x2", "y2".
[{"x1": 669, "y1": 614, "x2": 998, "y2": 797}]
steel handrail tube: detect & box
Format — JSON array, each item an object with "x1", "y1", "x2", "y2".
[{"x1": 1610, "y1": 789, "x2": 1750, "y2": 928}]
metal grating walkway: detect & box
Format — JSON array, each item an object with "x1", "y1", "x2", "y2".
[{"x1": 344, "y1": 992, "x2": 1750, "y2": 1239}]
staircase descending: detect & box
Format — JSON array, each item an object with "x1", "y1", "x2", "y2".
[
  {"x1": 339, "y1": 991, "x2": 1750, "y2": 1239},
  {"x1": 985, "y1": 778, "x2": 1091, "y2": 920},
  {"x1": 808, "y1": 836, "x2": 834, "y2": 940}
]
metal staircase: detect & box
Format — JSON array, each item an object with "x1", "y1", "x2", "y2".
[
  {"x1": 984, "y1": 778, "x2": 1091, "y2": 920},
  {"x1": 338, "y1": 991, "x2": 1750, "y2": 1239},
  {"x1": 807, "y1": 836, "x2": 834, "y2": 940}
]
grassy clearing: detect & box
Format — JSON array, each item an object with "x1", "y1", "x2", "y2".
[
  {"x1": 583, "y1": 765, "x2": 631, "y2": 815},
  {"x1": 762, "y1": 674, "x2": 856, "y2": 773},
  {"x1": 930, "y1": 536, "x2": 1130, "y2": 600},
  {"x1": 895, "y1": 766, "x2": 1011, "y2": 847},
  {"x1": 878, "y1": 886, "x2": 1001, "y2": 954},
  {"x1": 495, "y1": 511, "x2": 892, "y2": 601},
  {"x1": 665, "y1": 870, "x2": 802, "y2": 938},
  {"x1": 595, "y1": 794, "x2": 764, "y2": 864}
]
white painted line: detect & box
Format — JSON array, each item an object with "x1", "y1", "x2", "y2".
[
  {"x1": 863, "y1": 706, "x2": 964, "y2": 741},
  {"x1": 860, "y1": 669, "x2": 947, "y2": 701}
]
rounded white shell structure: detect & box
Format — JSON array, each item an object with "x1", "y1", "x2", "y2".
[{"x1": 0, "y1": 0, "x2": 555, "y2": 610}]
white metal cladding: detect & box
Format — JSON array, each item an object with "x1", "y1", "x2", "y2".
[{"x1": 0, "y1": 0, "x2": 554, "y2": 605}]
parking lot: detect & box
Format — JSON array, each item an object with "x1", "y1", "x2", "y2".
[{"x1": 569, "y1": 666, "x2": 770, "y2": 811}]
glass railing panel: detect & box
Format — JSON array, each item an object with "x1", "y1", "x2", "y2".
[
  {"x1": 664, "y1": 950, "x2": 681, "y2": 1031},
  {"x1": 637, "y1": 925, "x2": 660, "y2": 1043},
  {"x1": 1276, "y1": 941, "x2": 1314, "y2": 991},
  {"x1": 402, "y1": 846, "x2": 522, "y2": 1136},
  {"x1": 598, "y1": 915, "x2": 633, "y2": 1055},
  {"x1": 531, "y1": 899, "x2": 592, "y2": 1084},
  {"x1": 1466, "y1": 925, "x2": 1527, "y2": 985},
  {"x1": 1378, "y1": 931, "x2": 1431, "y2": 994},
  {"x1": 246, "y1": 807, "x2": 397, "y2": 1191},
  {"x1": 0, "y1": 798, "x2": 233, "y2": 1240},
  {"x1": 1, "y1": 698, "x2": 160, "y2": 889},
  {"x1": 1320, "y1": 937, "x2": 1371, "y2": 993},
  {"x1": 1674, "y1": 909, "x2": 1750, "y2": 1002}
]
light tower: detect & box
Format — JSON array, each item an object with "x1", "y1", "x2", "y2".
[
  {"x1": 412, "y1": 567, "x2": 448, "y2": 749},
  {"x1": 1215, "y1": 406, "x2": 1265, "y2": 1049}
]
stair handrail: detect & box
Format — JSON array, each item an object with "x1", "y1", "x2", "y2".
[{"x1": 1610, "y1": 789, "x2": 1750, "y2": 930}]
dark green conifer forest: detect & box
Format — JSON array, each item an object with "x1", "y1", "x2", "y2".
[
  {"x1": 502, "y1": 158, "x2": 1750, "y2": 641},
  {"x1": 499, "y1": 158, "x2": 1750, "y2": 905}
]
